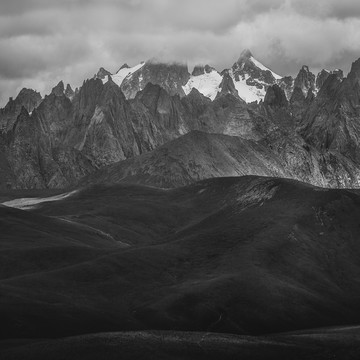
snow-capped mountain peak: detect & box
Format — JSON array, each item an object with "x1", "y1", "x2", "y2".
[
  {"x1": 109, "y1": 62, "x2": 145, "y2": 87},
  {"x1": 249, "y1": 56, "x2": 282, "y2": 80},
  {"x1": 97, "y1": 50, "x2": 283, "y2": 104},
  {"x1": 236, "y1": 48, "x2": 253, "y2": 62},
  {"x1": 233, "y1": 49, "x2": 282, "y2": 81},
  {"x1": 183, "y1": 65, "x2": 222, "y2": 100},
  {"x1": 182, "y1": 50, "x2": 283, "y2": 103},
  {"x1": 227, "y1": 50, "x2": 283, "y2": 102}
]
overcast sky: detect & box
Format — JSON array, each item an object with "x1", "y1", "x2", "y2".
[{"x1": 0, "y1": 0, "x2": 360, "y2": 105}]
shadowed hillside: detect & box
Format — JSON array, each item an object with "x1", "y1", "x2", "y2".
[
  {"x1": 81, "y1": 130, "x2": 360, "y2": 189},
  {"x1": 1, "y1": 176, "x2": 360, "y2": 342}
]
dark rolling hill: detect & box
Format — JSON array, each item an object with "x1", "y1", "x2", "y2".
[{"x1": 2, "y1": 176, "x2": 360, "y2": 344}]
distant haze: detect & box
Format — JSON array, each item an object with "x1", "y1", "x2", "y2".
[{"x1": 0, "y1": 0, "x2": 360, "y2": 105}]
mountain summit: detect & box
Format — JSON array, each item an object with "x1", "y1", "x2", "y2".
[
  {"x1": 98, "y1": 50, "x2": 283, "y2": 103},
  {"x1": 237, "y1": 48, "x2": 253, "y2": 62},
  {"x1": 182, "y1": 49, "x2": 283, "y2": 102},
  {"x1": 0, "y1": 50, "x2": 356, "y2": 190}
]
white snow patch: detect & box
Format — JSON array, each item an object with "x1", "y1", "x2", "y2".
[
  {"x1": 230, "y1": 71, "x2": 266, "y2": 103},
  {"x1": 101, "y1": 75, "x2": 109, "y2": 84},
  {"x1": 250, "y1": 56, "x2": 282, "y2": 80},
  {"x1": 111, "y1": 62, "x2": 145, "y2": 87},
  {"x1": 2, "y1": 190, "x2": 78, "y2": 210},
  {"x1": 182, "y1": 70, "x2": 222, "y2": 100}
]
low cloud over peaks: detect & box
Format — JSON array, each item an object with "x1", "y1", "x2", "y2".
[{"x1": 0, "y1": 0, "x2": 360, "y2": 105}]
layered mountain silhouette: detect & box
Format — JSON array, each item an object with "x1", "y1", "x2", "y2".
[
  {"x1": 2, "y1": 50, "x2": 360, "y2": 359},
  {"x1": 80, "y1": 130, "x2": 360, "y2": 189},
  {"x1": 1, "y1": 50, "x2": 360, "y2": 190}
]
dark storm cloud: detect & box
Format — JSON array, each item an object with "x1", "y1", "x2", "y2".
[{"x1": 0, "y1": 0, "x2": 360, "y2": 105}]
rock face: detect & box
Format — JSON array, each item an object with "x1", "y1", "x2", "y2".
[
  {"x1": 294, "y1": 65, "x2": 316, "y2": 96},
  {"x1": 233, "y1": 49, "x2": 278, "y2": 85},
  {"x1": 278, "y1": 76, "x2": 295, "y2": 100},
  {"x1": 100, "y1": 49, "x2": 285, "y2": 103},
  {"x1": 4, "y1": 94, "x2": 94, "y2": 189},
  {"x1": 0, "y1": 88, "x2": 42, "y2": 132},
  {"x1": 95, "y1": 67, "x2": 112, "y2": 80},
  {"x1": 216, "y1": 71, "x2": 240, "y2": 99},
  {"x1": 290, "y1": 87, "x2": 307, "y2": 121},
  {"x1": 316, "y1": 69, "x2": 331, "y2": 90},
  {"x1": 226, "y1": 49, "x2": 282, "y2": 103},
  {"x1": 264, "y1": 84, "x2": 288, "y2": 108},
  {"x1": 70, "y1": 78, "x2": 140, "y2": 167},
  {"x1": 81, "y1": 54, "x2": 360, "y2": 191},
  {"x1": 192, "y1": 65, "x2": 205, "y2": 76},
  {"x1": 120, "y1": 60, "x2": 190, "y2": 98},
  {"x1": 96, "y1": 51, "x2": 345, "y2": 106},
  {"x1": 80, "y1": 130, "x2": 316, "y2": 188},
  {"x1": 301, "y1": 61, "x2": 360, "y2": 163},
  {"x1": 316, "y1": 69, "x2": 344, "y2": 91},
  {"x1": 2, "y1": 53, "x2": 360, "y2": 190},
  {"x1": 0, "y1": 78, "x2": 220, "y2": 188},
  {"x1": 12, "y1": 88, "x2": 42, "y2": 113},
  {"x1": 65, "y1": 84, "x2": 75, "y2": 99},
  {"x1": 51, "y1": 81, "x2": 65, "y2": 96},
  {"x1": 83, "y1": 111, "x2": 360, "y2": 190}
]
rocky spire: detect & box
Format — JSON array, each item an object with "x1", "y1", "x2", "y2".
[
  {"x1": 51, "y1": 81, "x2": 65, "y2": 96},
  {"x1": 117, "y1": 63, "x2": 130, "y2": 72},
  {"x1": 65, "y1": 84, "x2": 75, "y2": 99},
  {"x1": 14, "y1": 88, "x2": 42, "y2": 112},
  {"x1": 333, "y1": 69, "x2": 344, "y2": 80},
  {"x1": 316, "y1": 69, "x2": 344, "y2": 91},
  {"x1": 192, "y1": 65, "x2": 205, "y2": 76},
  {"x1": 294, "y1": 66, "x2": 315, "y2": 96},
  {"x1": 191, "y1": 64, "x2": 215, "y2": 76},
  {"x1": 96, "y1": 67, "x2": 112, "y2": 80},
  {"x1": 316, "y1": 70, "x2": 331, "y2": 91},
  {"x1": 237, "y1": 49, "x2": 253, "y2": 63},
  {"x1": 348, "y1": 58, "x2": 360, "y2": 84},
  {"x1": 120, "y1": 60, "x2": 190, "y2": 99},
  {"x1": 216, "y1": 71, "x2": 240, "y2": 99}
]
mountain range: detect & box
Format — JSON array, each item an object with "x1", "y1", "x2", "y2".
[
  {"x1": 0, "y1": 49, "x2": 359, "y2": 191},
  {"x1": 3, "y1": 49, "x2": 360, "y2": 359}
]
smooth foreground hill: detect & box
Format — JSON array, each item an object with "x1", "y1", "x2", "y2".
[
  {"x1": 1, "y1": 175, "x2": 360, "y2": 345},
  {"x1": 2, "y1": 176, "x2": 360, "y2": 358}
]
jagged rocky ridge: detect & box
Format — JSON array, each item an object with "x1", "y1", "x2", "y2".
[
  {"x1": 97, "y1": 49, "x2": 339, "y2": 103},
  {"x1": 1, "y1": 51, "x2": 360, "y2": 189}
]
